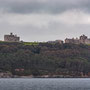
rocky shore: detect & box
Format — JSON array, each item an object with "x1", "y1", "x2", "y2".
[{"x1": 0, "y1": 72, "x2": 90, "y2": 78}]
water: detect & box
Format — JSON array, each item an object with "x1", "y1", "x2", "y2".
[{"x1": 0, "y1": 78, "x2": 90, "y2": 90}]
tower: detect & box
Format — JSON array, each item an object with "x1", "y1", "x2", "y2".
[{"x1": 4, "y1": 33, "x2": 20, "y2": 42}]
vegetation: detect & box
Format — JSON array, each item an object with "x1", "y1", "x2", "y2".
[
  {"x1": 23, "y1": 42, "x2": 39, "y2": 45},
  {"x1": 0, "y1": 42, "x2": 90, "y2": 77}
]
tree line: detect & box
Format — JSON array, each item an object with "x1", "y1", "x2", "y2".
[{"x1": 0, "y1": 42, "x2": 90, "y2": 77}]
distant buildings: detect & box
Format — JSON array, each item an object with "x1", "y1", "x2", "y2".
[
  {"x1": 48, "y1": 35, "x2": 90, "y2": 45},
  {"x1": 65, "y1": 35, "x2": 90, "y2": 44},
  {"x1": 4, "y1": 33, "x2": 20, "y2": 42},
  {"x1": 48, "y1": 40, "x2": 63, "y2": 44},
  {"x1": 3, "y1": 33, "x2": 90, "y2": 45}
]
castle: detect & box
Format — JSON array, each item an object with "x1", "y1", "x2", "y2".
[
  {"x1": 3, "y1": 33, "x2": 90, "y2": 44},
  {"x1": 47, "y1": 35, "x2": 90, "y2": 45},
  {"x1": 4, "y1": 33, "x2": 20, "y2": 42},
  {"x1": 65, "y1": 35, "x2": 90, "y2": 44}
]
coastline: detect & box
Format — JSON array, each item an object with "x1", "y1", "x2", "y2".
[{"x1": 0, "y1": 74, "x2": 90, "y2": 78}]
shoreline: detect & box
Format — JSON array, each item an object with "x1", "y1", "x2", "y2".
[{"x1": 0, "y1": 75, "x2": 90, "y2": 78}]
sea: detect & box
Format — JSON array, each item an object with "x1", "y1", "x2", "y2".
[{"x1": 0, "y1": 78, "x2": 90, "y2": 90}]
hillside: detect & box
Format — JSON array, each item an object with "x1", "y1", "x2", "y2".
[{"x1": 0, "y1": 42, "x2": 90, "y2": 77}]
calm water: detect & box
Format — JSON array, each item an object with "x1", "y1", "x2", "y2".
[{"x1": 0, "y1": 78, "x2": 90, "y2": 90}]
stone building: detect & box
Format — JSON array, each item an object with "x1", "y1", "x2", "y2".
[
  {"x1": 65, "y1": 35, "x2": 90, "y2": 44},
  {"x1": 65, "y1": 38, "x2": 80, "y2": 44},
  {"x1": 79, "y1": 35, "x2": 88, "y2": 44},
  {"x1": 54, "y1": 40, "x2": 63, "y2": 44},
  {"x1": 4, "y1": 33, "x2": 20, "y2": 42}
]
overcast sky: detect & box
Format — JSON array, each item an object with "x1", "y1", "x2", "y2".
[{"x1": 0, "y1": 0, "x2": 90, "y2": 42}]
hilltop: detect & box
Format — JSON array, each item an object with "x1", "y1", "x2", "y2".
[{"x1": 0, "y1": 41, "x2": 90, "y2": 78}]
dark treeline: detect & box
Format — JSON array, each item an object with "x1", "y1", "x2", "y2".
[{"x1": 0, "y1": 42, "x2": 90, "y2": 77}]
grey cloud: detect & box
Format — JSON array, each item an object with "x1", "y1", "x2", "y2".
[
  {"x1": 0, "y1": 14, "x2": 90, "y2": 42},
  {"x1": 0, "y1": 0, "x2": 90, "y2": 42},
  {"x1": 0, "y1": 0, "x2": 90, "y2": 14}
]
